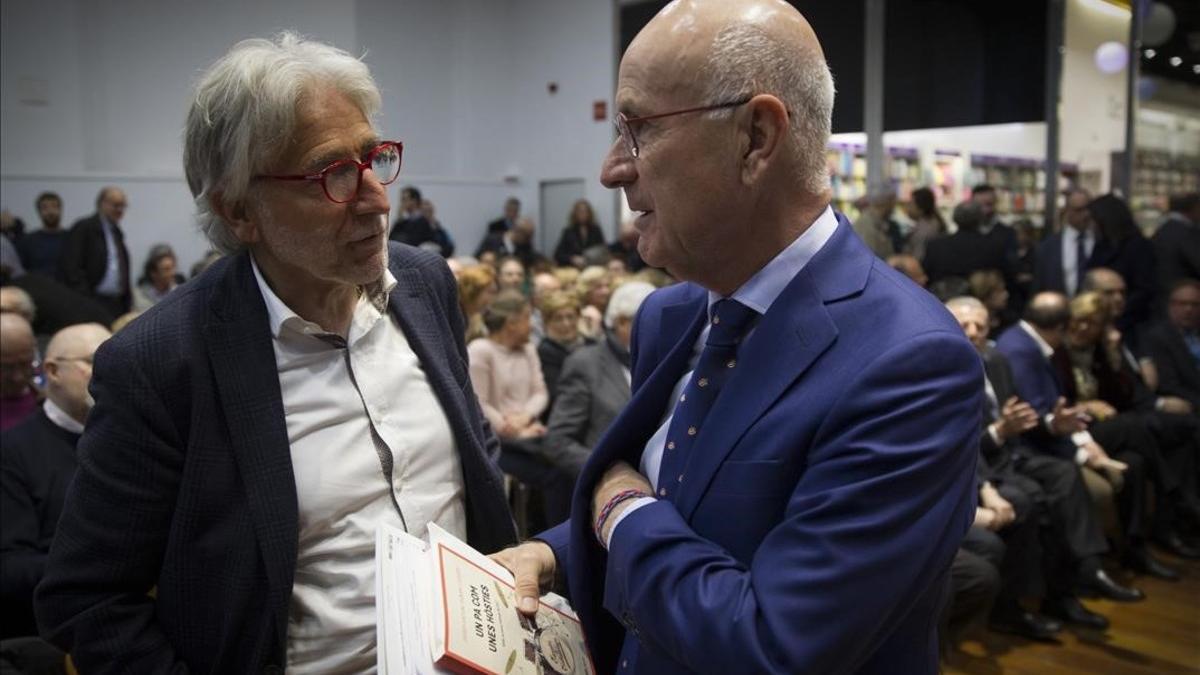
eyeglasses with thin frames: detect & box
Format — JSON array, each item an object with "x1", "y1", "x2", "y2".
[
  {"x1": 256, "y1": 141, "x2": 403, "y2": 204},
  {"x1": 613, "y1": 97, "x2": 752, "y2": 158}
]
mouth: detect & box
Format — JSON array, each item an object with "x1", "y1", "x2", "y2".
[{"x1": 632, "y1": 209, "x2": 654, "y2": 229}]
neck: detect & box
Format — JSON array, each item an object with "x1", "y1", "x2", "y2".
[
  {"x1": 253, "y1": 248, "x2": 360, "y2": 337},
  {"x1": 701, "y1": 199, "x2": 827, "y2": 297}
]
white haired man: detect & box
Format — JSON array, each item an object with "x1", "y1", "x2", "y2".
[
  {"x1": 36, "y1": 33, "x2": 516, "y2": 672},
  {"x1": 493, "y1": 2, "x2": 982, "y2": 672}
]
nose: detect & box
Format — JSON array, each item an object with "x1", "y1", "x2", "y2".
[
  {"x1": 354, "y1": 168, "x2": 391, "y2": 214},
  {"x1": 600, "y1": 139, "x2": 636, "y2": 189}
]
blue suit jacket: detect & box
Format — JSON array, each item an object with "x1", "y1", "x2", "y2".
[
  {"x1": 993, "y1": 324, "x2": 1073, "y2": 459},
  {"x1": 541, "y1": 216, "x2": 982, "y2": 674},
  {"x1": 35, "y1": 243, "x2": 517, "y2": 673}
]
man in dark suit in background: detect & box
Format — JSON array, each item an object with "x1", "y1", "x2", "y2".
[
  {"x1": 923, "y1": 201, "x2": 1014, "y2": 287},
  {"x1": 476, "y1": 215, "x2": 538, "y2": 268},
  {"x1": 58, "y1": 186, "x2": 131, "y2": 319},
  {"x1": 488, "y1": 196, "x2": 521, "y2": 234},
  {"x1": 494, "y1": 2, "x2": 981, "y2": 672},
  {"x1": 36, "y1": 33, "x2": 516, "y2": 673},
  {"x1": 389, "y1": 184, "x2": 453, "y2": 257},
  {"x1": 1033, "y1": 188, "x2": 1108, "y2": 298},
  {"x1": 1152, "y1": 194, "x2": 1200, "y2": 308},
  {"x1": 1141, "y1": 278, "x2": 1200, "y2": 411}
]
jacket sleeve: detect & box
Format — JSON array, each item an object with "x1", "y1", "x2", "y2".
[
  {"x1": 57, "y1": 221, "x2": 91, "y2": 293},
  {"x1": 34, "y1": 340, "x2": 188, "y2": 673},
  {"x1": 601, "y1": 330, "x2": 981, "y2": 674},
  {"x1": 544, "y1": 353, "x2": 597, "y2": 476}
]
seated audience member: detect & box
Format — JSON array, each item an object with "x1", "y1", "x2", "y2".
[
  {"x1": 189, "y1": 249, "x2": 223, "y2": 279},
  {"x1": 1012, "y1": 218, "x2": 1037, "y2": 313},
  {"x1": 887, "y1": 254, "x2": 928, "y2": 288},
  {"x1": 529, "y1": 271, "x2": 561, "y2": 343},
  {"x1": 536, "y1": 290, "x2": 586, "y2": 407},
  {"x1": 0, "y1": 314, "x2": 39, "y2": 432},
  {"x1": 852, "y1": 190, "x2": 901, "y2": 259},
  {"x1": 1060, "y1": 292, "x2": 1199, "y2": 558},
  {"x1": 0, "y1": 286, "x2": 36, "y2": 324},
  {"x1": 1, "y1": 323, "x2": 110, "y2": 640},
  {"x1": 947, "y1": 296, "x2": 1133, "y2": 631},
  {"x1": 969, "y1": 269, "x2": 1015, "y2": 335},
  {"x1": 389, "y1": 186, "x2": 453, "y2": 257},
  {"x1": 608, "y1": 218, "x2": 645, "y2": 273},
  {"x1": 545, "y1": 281, "x2": 654, "y2": 480},
  {"x1": 457, "y1": 264, "x2": 496, "y2": 343},
  {"x1": 476, "y1": 216, "x2": 537, "y2": 269},
  {"x1": 1085, "y1": 195, "x2": 1156, "y2": 334},
  {"x1": 496, "y1": 255, "x2": 527, "y2": 294},
  {"x1": 468, "y1": 290, "x2": 571, "y2": 526},
  {"x1": 1151, "y1": 193, "x2": 1200, "y2": 309},
  {"x1": 943, "y1": 535, "x2": 1001, "y2": 647},
  {"x1": 997, "y1": 293, "x2": 1177, "y2": 580},
  {"x1": 607, "y1": 256, "x2": 629, "y2": 277},
  {"x1": 420, "y1": 198, "x2": 454, "y2": 257},
  {"x1": 1140, "y1": 278, "x2": 1200, "y2": 411},
  {"x1": 487, "y1": 197, "x2": 521, "y2": 234},
  {"x1": 902, "y1": 186, "x2": 947, "y2": 262},
  {"x1": 924, "y1": 202, "x2": 1014, "y2": 290},
  {"x1": 554, "y1": 199, "x2": 606, "y2": 268},
  {"x1": 132, "y1": 244, "x2": 181, "y2": 312},
  {"x1": 16, "y1": 192, "x2": 69, "y2": 277},
  {"x1": 575, "y1": 266, "x2": 611, "y2": 340}
]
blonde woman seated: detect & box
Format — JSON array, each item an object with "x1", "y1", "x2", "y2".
[
  {"x1": 456, "y1": 264, "x2": 496, "y2": 343},
  {"x1": 468, "y1": 290, "x2": 572, "y2": 526},
  {"x1": 575, "y1": 266, "x2": 612, "y2": 340}
]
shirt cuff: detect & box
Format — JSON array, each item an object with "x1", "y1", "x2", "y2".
[
  {"x1": 1071, "y1": 430, "x2": 1094, "y2": 447},
  {"x1": 603, "y1": 497, "x2": 657, "y2": 549},
  {"x1": 1074, "y1": 447, "x2": 1089, "y2": 465},
  {"x1": 987, "y1": 423, "x2": 1003, "y2": 446}
]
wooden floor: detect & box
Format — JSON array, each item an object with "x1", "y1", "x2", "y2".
[{"x1": 944, "y1": 550, "x2": 1200, "y2": 674}]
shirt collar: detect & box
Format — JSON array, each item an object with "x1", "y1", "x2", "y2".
[
  {"x1": 250, "y1": 254, "x2": 396, "y2": 340},
  {"x1": 707, "y1": 205, "x2": 839, "y2": 316},
  {"x1": 43, "y1": 398, "x2": 84, "y2": 434},
  {"x1": 1018, "y1": 320, "x2": 1056, "y2": 359}
]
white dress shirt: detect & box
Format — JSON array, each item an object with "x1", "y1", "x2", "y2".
[
  {"x1": 606, "y1": 206, "x2": 840, "y2": 544},
  {"x1": 251, "y1": 259, "x2": 467, "y2": 674}
]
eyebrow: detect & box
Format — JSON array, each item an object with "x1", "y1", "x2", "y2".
[{"x1": 304, "y1": 137, "x2": 383, "y2": 172}]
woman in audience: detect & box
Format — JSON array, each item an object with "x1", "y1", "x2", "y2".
[
  {"x1": 553, "y1": 199, "x2": 606, "y2": 268},
  {"x1": 545, "y1": 281, "x2": 656, "y2": 480},
  {"x1": 903, "y1": 186, "x2": 947, "y2": 261},
  {"x1": 969, "y1": 269, "x2": 1014, "y2": 335},
  {"x1": 457, "y1": 264, "x2": 496, "y2": 343},
  {"x1": 575, "y1": 266, "x2": 611, "y2": 340},
  {"x1": 467, "y1": 290, "x2": 571, "y2": 527},
  {"x1": 496, "y1": 255, "x2": 527, "y2": 294},
  {"x1": 132, "y1": 244, "x2": 181, "y2": 311},
  {"x1": 537, "y1": 290, "x2": 588, "y2": 410},
  {"x1": 1087, "y1": 194, "x2": 1157, "y2": 335}
]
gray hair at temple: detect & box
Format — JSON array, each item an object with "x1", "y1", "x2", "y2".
[
  {"x1": 183, "y1": 31, "x2": 382, "y2": 254},
  {"x1": 700, "y1": 23, "x2": 835, "y2": 197}
]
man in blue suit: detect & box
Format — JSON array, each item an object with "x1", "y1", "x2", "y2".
[
  {"x1": 493, "y1": 2, "x2": 982, "y2": 672},
  {"x1": 35, "y1": 34, "x2": 516, "y2": 672}
]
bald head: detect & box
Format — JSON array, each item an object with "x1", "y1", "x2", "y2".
[
  {"x1": 44, "y1": 323, "x2": 110, "y2": 424},
  {"x1": 1024, "y1": 292, "x2": 1070, "y2": 348},
  {"x1": 0, "y1": 286, "x2": 36, "y2": 322},
  {"x1": 0, "y1": 313, "x2": 36, "y2": 399}
]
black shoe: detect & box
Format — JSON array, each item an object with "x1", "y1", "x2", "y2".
[
  {"x1": 1154, "y1": 530, "x2": 1200, "y2": 560},
  {"x1": 1041, "y1": 596, "x2": 1109, "y2": 630},
  {"x1": 988, "y1": 611, "x2": 1062, "y2": 642},
  {"x1": 1078, "y1": 568, "x2": 1146, "y2": 601},
  {"x1": 1123, "y1": 546, "x2": 1181, "y2": 581}
]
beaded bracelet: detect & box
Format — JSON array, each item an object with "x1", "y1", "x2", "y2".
[{"x1": 594, "y1": 488, "x2": 652, "y2": 547}]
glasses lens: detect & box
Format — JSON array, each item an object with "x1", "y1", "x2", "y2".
[
  {"x1": 324, "y1": 162, "x2": 360, "y2": 202},
  {"x1": 615, "y1": 115, "x2": 637, "y2": 158},
  {"x1": 372, "y1": 144, "x2": 401, "y2": 185}
]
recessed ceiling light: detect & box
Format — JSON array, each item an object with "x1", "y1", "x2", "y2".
[
  {"x1": 1145, "y1": 49, "x2": 1156, "y2": 58},
  {"x1": 1169, "y1": 56, "x2": 1182, "y2": 67}
]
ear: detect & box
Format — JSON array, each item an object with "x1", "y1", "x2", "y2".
[
  {"x1": 43, "y1": 360, "x2": 60, "y2": 383},
  {"x1": 739, "y1": 94, "x2": 789, "y2": 185},
  {"x1": 209, "y1": 191, "x2": 260, "y2": 244}
]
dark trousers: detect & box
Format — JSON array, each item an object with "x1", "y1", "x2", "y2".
[
  {"x1": 1092, "y1": 414, "x2": 1165, "y2": 541},
  {"x1": 943, "y1": 528, "x2": 1003, "y2": 643},
  {"x1": 498, "y1": 439, "x2": 575, "y2": 531}
]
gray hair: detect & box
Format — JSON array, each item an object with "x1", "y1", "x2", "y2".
[
  {"x1": 184, "y1": 31, "x2": 381, "y2": 254},
  {"x1": 944, "y1": 295, "x2": 987, "y2": 314},
  {"x1": 699, "y1": 24, "x2": 835, "y2": 196},
  {"x1": 605, "y1": 281, "x2": 656, "y2": 329}
]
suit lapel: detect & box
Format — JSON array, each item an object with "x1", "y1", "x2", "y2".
[
  {"x1": 202, "y1": 253, "x2": 297, "y2": 642},
  {"x1": 672, "y1": 265, "x2": 837, "y2": 520}
]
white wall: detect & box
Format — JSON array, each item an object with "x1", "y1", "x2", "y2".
[{"x1": 1, "y1": 0, "x2": 618, "y2": 270}]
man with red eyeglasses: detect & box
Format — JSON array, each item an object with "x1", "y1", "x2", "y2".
[
  {"x1": 36, "y1": 33, "x2": 516, "y2": 673},
  {"x1": 494, "y1": 1, "x2": 981, "y2": 673}
]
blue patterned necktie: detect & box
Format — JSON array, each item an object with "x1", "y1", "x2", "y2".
[{"x1": 656, "y1": 298, "x2": 759, "y2": 494}]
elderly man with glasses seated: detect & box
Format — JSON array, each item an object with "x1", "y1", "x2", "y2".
[{"x1": 35, "y1": 33, "x2": 516, "y2": 673}]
